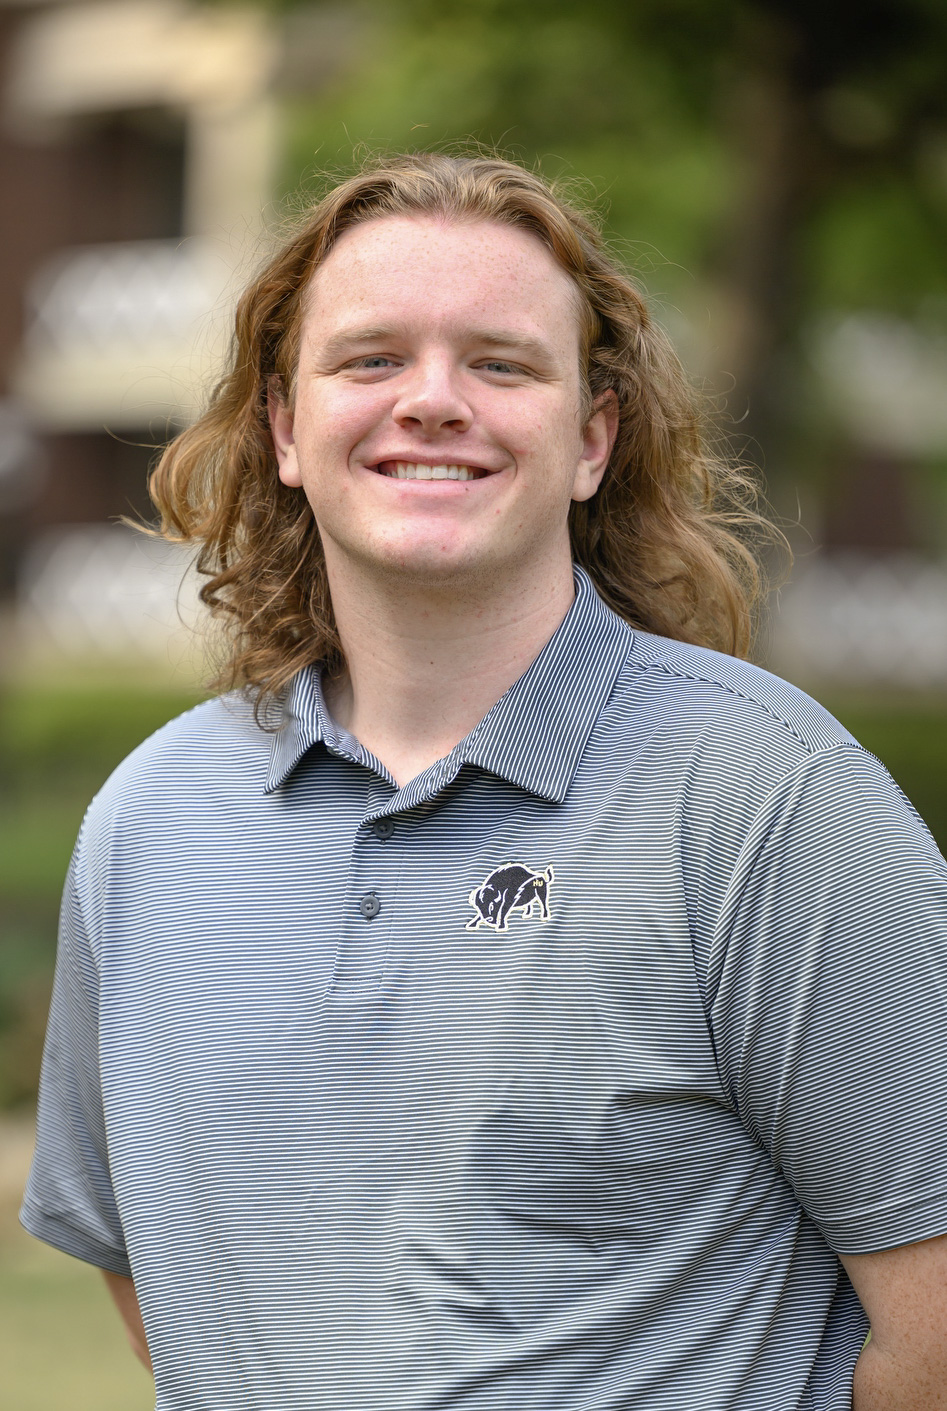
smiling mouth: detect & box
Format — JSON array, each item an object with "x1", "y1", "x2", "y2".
[{"x1": 373, "y1": 461, "x2": 489, "y2": 481}]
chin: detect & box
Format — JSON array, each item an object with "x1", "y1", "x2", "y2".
[{"x1": 371, "y1": 542, "x2": 507, "y2": 589}]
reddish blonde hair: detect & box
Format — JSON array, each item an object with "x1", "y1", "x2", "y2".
[{"x1": 151, "y1": 152, "x2": 777, "y2": 706}]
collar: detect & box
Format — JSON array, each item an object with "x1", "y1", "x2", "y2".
[{"x1": 264, "y1": 566, "x2": 633, "y2": 803}]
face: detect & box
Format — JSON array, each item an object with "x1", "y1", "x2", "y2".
[{"x1": 270, "y1": 214, "x2": 616, "y2": 593}]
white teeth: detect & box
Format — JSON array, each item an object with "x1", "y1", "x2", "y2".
[{"x1": 391, "y1": 462, "x2": 477, "y2": 481}]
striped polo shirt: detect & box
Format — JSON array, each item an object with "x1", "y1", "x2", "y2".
[{"x1": 23, "y1": 567, "x2": 947, "y2": 1410}]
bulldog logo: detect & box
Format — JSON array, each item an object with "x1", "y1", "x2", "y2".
[{"x1": 466, "y1": 863, "x2": 555, "y2": 933}]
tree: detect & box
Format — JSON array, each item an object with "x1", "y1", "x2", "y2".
[{"x1": 281, "y1": 0, "x2": 947, "y2": 527}]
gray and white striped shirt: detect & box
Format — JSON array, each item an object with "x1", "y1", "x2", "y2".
[{"x1": 23, "y1": 567, "x2": 947, "y2": 1409}]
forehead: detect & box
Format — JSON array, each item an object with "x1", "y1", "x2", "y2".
[{"x1": 302, "y1": 214, "x2": 583, "y2": 347}]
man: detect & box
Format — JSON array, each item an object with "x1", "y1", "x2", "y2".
[{"x1": 22, "y1": 153, "x2": 947, "y2": 1409}]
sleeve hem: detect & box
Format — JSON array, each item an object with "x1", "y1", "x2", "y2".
[
  {"x1": 19, "y1": 1199, "x2": 132, "y2": 1277},
  {"x1": 818, "y1": 1194, "x2": 947, "y2": 1256}
]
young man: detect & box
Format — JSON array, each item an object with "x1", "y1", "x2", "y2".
[{"x1": 22, "y1": 154, "x2": 947, "y2": 1409}]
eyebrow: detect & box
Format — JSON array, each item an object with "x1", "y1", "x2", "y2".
[
  {"x1": 313, "y1": 325, "x2": 558, "y2": 365},
  {"x1": 315, "y1": 326, "x2": 397, "y2": 360},
  {"x1": 472, "y1": 329, "x2": 557, "y2": 363}
]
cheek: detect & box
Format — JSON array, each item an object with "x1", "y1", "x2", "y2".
[
  {"x1": 490, "y1": 401, "x2": 560, "y2": 454},
  {"x1": 296, "y1": 394, "x2": 380, "y2": 467},
  {"x1": 510, "y1": 407, "x2": 582, "y2": 474}
]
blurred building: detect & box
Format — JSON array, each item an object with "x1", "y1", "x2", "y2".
[
  {"x1": 0, "y1": 0, "x2": 352, "y2": 666},
  {"x1": 769, "y1": 316, "x2": 947, "y2": 690},
  {"x1": 0, "y1": 0, "x2": 281, "y2": 519},
  {"x1": 0, "y1": 0, "x2": 943, "y2": 689}
]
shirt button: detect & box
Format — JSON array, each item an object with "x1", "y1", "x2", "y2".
[
  {"x1": 372, "y1": 817, "x2": 395, "y2": 841},
  {"x1": 359, "y1": 892, "x2": 381, "y2": 921}
]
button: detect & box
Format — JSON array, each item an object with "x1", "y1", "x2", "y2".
[
  {"x1": 359, "y1": 892, "x2": 381, "y2": 920},
  {"x1": 372, "y1": 817, "x2": 395, "y2": 841}
]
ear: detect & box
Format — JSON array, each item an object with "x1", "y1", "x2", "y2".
[
  {"x1": 268, "y1": 375, "x2": 302, "y2": 488},
  {"x1": 572, "y1": 389, "x2": 618, "y2": 504}
]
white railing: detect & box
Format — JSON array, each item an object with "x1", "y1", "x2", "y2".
[
  {"x1": 14, "y1": 239, "x2": 235, "y2": 429},
  {"x1": 16, "y1": 523, "x2": 205, "y2": 661},
  {"x1": 13, "y1": 529, "x2": 947, "y2": 689},
  {"x1": 24, "y1": 239, "x2": 228, "y2": 355},
  {"x1": 770, "y1": 553, "x2": 947, "y2": 688}
]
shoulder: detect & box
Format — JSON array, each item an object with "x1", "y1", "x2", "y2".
[
  {"x1": 74, "y1": 691, "x2": 274, "y2": 857},
  {"x1": 619, "y1": 630, "x2": 856, "y2": 759},
  {"x1": 591, "y1": 628, "x2": 897, "y2": 860},
  {"x1": 629, "y1": 632, "x2": 852, "y2": 750}
]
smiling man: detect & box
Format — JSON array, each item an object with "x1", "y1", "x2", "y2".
[
  {"x1": 22, "y1": 154, "x2": 947, "y2": 1410},
  {"x1": 268, "y1": 212, "x2": 614, "y2": 786}
]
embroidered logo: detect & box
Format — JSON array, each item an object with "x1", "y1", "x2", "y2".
[{"x1": 466, "y1": 863, "x2": 555, "y2": 932}]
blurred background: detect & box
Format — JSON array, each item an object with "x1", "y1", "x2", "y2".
[{"x1": 0, "y1": 0, "x2": 945, "y2": 1402}]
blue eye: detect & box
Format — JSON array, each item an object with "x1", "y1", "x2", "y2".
[
  {"x1": 357, "y1": 356, "x2": 394, "y2": 369},
  {"x1": 481, "y1": 361, "x2": 518, "y2": 375}
]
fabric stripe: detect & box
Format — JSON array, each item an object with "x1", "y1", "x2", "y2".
[{"x1": 22, "y1": 566, "x2": 947, "y2": 1411}]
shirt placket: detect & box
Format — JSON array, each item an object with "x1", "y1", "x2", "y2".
[{"x1": 332, "y1": 782, "x2": 403, "y2": 995}]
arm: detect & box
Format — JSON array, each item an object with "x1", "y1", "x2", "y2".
[
  {"x1": 842, "y1": 1232, "x2": 947, "y2": 1410},
  {"x1": 102, "y1": 1270, "x2": 152, "y2": 1372},
  {"x1": 707, "y1": 747, "x2": 947, "y2": 1400}
]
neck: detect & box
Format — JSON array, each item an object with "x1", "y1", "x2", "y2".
[{"x1": 322, "y1": 551, "x2": 577, "y2": 788}]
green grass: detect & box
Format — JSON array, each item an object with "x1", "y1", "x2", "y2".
[{"x1": 0, "y1": 1117, "x2": 154, "y2": 1409}]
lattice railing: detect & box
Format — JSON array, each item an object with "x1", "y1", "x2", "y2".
[
  {"x1": 769, "y1": 553, "x2": 947, "y2": 688},
  {"x1": 24, "y1": 240, "x2": 227, "y2": 354},
  {"x1": 15, "y1": 527, "x2": 947, "y2": 688},
  {"x1": 16, "y1": 524, "x2": 204, "y2": 658}
]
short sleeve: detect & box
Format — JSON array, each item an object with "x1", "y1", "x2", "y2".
[
  {"x1": 19, "y1": 849, "x2": 131, "y2": 1275},
  {"x1": 709, "y1": 744, "x2": 947, "y2": 1255}
]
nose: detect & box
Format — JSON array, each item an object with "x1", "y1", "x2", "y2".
[{"x1": 391, "y1": 353, "x2": 473, "y2": 435}]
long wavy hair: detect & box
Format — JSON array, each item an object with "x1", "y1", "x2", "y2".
[{"x1": 151, "y1": 151, "x2": 779, "y2": 709}]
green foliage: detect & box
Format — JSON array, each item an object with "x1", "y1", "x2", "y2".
[
  {"x1": 805, "y1": 176, "x2": 947, "y2": 314},
  {"x1": 282, "y1": 0, "x2": 947, "y2": 326},
  {"x1": 0, "y1": 685, "x2": 203, "y2": 1109},
  {"x1": 0, "y1": 684, "x2": 200, "y2": 788},
  {"x1": 825, "y1": 698, "x2": 947, "y2": 848},
  {"x1": 0, "y1": 681, "x2": 944, "y2": 1109},
  {"x1": 282, "y1": 9, "x2": 737, "y2": 319}
]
